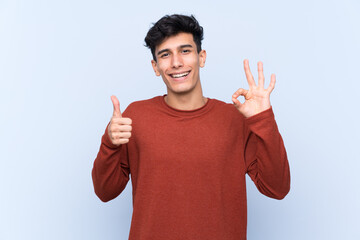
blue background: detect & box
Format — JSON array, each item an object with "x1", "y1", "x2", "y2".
[{"x1": 1, "y1": 0, "x2": 359, "y2": 239}]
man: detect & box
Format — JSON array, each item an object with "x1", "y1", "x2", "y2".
[{"x1": 92, "y1": 14, "x2": 290, "y2": 240}]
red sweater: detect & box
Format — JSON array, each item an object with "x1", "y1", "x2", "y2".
[{"x1": 92, "y1": 96, "x2": 290, "y2": 240}]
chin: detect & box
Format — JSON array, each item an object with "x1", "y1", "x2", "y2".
[{"x1": 170, "y1": 86, "x2": 195, "y2": 95}]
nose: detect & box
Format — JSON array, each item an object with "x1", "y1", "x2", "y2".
[{"x1": 171, "y1": 53, "x2": 183, "y2": 68}]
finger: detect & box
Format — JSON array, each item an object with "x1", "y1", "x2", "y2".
[
  {"x1": 244, "y1": 59, "x2": 256, "y2": 87},
  {"x1": 110, "y1": 132, "x2": 120, "y2": 140},
  {"x1": 232, "y1": 88, "x2": 248, "y2": 108},
  {"x1": 113, "y1": 138, "x2": 129, "y2": 145},
  {"x1": 267, "y1": 74, "x2": 276, "y2": 93},
  {"x1": 258, "y1": 61, "x2": 265, "y2": 88},
  {"x1": 111, "y1": 125, "x2": 132, "y2": 132},
  {"x1": 112, "y1": 131, "x2": 131, "y2": 139},
  {"x1": 110, "y1": 117, "x2": 122, "y2": 125},
  {"x1": 232, "y1": 97, "x2": 242, "y2": 108},
  {"x1": 111, "y1": 117, "x2": 132, "y2": 128},
  {"x1": 119, "y1": 132, "x2": 131, "y2": 139},
  {"x1": 119, "y1": 125, "x2": 132, "y2": 132},
  {"x1": 232, "y1": 88, "x2": 249, "y2": 99},
  {"x1": 111, "y1": 95, "x2": 122, "y2": 117},
  {"x1": 110, "y1": 117, "x2": 132, "y2": 128},
  {"x1": 118, "y1": 117, "x2": 132, "y2": 125},
  {"x1": 116, "y1": 138, "x2": 129, "y2": 144}
]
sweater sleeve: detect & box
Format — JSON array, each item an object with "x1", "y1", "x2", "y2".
[
  {"x1": 244, "y1": 107, "x2": 290, "y2": 200},
  {"x1": 92, "y1": 123, "x2": 130, "y2": 202}
]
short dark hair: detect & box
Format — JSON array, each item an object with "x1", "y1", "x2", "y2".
[{"x1": 144, "y1": 14, "x2": 204, "y2": 61}]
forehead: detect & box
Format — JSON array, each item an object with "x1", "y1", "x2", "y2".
[{"x1": 156, "y1": 32, "x2": 195, "y2": 51}]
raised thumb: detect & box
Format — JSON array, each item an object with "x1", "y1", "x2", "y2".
[{"x1": 111, "y1": 95, "x2": 122, "y2": 117}]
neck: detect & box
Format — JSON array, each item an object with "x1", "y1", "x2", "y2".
[{"x1": 165, "y1": 83, "x2": 207, "y2": 110}]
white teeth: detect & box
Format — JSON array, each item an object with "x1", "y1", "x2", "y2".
[{"x1": 171, "y1": 72, "x2": 189, "y2": 78}]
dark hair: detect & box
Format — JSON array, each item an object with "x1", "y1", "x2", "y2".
[{"x1": 144, "y1": 14, "x2": 204, "y2": 61}]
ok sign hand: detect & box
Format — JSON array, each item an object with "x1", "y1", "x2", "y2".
[{"x1": 232, "y1": 59, "x2": 276, "y2": 118}]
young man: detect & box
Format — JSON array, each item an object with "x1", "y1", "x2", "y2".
[{"x1": 92, "y1": 14, "x2": 290, "y2": 240}]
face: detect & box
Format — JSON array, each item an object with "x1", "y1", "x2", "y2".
[{"x1": 151, "y1": 32, "x2": 206, "y2": 96}]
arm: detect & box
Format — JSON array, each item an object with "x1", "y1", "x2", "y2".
[
  {"x1": 232, "y1": 60, "x2": 290, "y2": 199},
  {"x1": 244, "y1": 108, "x2": 290, "y2": 199},
  {"x1": 92, "y1": 125, "x2": 130, "y2": 202},
  {"x1": 92, "y1": 96, "x2": 132, "y2": 202}
]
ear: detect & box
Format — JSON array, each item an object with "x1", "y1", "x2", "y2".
[
  {"x1": 151, "y1": 60, "x2": 161, "y2": 76},
  {"x1": 199, "y1": 50, "x2": 207, "y2": 68}
]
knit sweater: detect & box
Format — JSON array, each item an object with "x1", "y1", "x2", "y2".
[{"x1": 92, "y1": 95, "x2": 290, "y2": 240}]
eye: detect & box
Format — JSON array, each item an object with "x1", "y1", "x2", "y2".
[
  {"x1": 182, "y1": 49, "x2": 191, "y2": 53},
  {"x1": 160, "y1": 53, "x2": 169, "y2": 58}
]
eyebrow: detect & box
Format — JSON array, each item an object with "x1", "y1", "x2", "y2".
[{"x1": 156, "y1": 44, "x2": 194, "y2": 56}]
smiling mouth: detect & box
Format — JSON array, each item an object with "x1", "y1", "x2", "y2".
[{"x1": 169, "y1": 71, "x2": 190, "y2": 78}]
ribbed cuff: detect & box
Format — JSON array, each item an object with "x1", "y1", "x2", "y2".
[{"x1": 244, "y1": 107, "x2": 275, "y2": 129}]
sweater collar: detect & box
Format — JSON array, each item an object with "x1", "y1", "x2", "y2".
[{"x1": 158, "y1": 95, "x2": 214, "y2": 117}]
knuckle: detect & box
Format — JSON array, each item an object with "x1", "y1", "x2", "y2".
[{"x1": 119, "y1": 118, "x2": 127, "y2": 124}]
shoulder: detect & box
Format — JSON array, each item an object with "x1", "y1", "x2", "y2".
[
  {"x1": 128, "y1": 96, "x2": 161, "y2": 108},
  {"x1": 122, "y1": 96, "x2": 162, "y2": 117},
  {"x1": 210, "y1": 98, "x2": 245, "y2": 119}
]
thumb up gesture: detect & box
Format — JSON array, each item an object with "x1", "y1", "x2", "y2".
[{"x1": 108, "y1": 95, "x2": 132, "y2": 146}]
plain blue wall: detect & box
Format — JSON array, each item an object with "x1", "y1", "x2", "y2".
[{"x1": 1, "y1": 0, "x2": 359, "y2": 239}]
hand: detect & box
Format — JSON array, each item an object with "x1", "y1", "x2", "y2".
[
  {"x1": 108, "y1": 95, "x2": 132, "y2": 146},
  {"x1": 232, "y1": 59, "x2": 276, "y2": 118}
]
